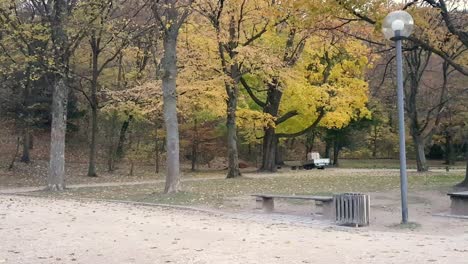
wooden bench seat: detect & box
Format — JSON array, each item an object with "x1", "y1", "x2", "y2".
[
  {"x1": 448, "y1": 191, "x2": 468, "y2": 215},
  {"x1": 252, "y1": 194, "x2": 334, "y2": 219}
]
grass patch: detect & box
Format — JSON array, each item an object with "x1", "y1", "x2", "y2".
[
  {"x1": 387, "y1": 222, "x2": 421, "y2": 230},
  {"x1": 338, "y1": 159, "x2": 465, "y2": 169},
  {"x1": 32, "y1": 171, "x2": 465, "y2": 208}
]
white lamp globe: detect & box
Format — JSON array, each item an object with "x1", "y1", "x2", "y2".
[
  {"x1": 391, "y1": 20, "x2": 405, "y2": 31},
  {"x1": 382, "y1": 10, "x2": 414, "y2": 40}
]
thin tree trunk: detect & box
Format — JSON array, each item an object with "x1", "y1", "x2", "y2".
[
  {"x1": 21, "y1": 129, "x2": 31, "y2": 163},
  {"x1": 107, "y1": 111, "x2": 117, "y2": 172},
  {"x1": 325, "y1": 140, "x2": 331, "y2": 159},
  {"x1": 48, "y1": 78, "x2": 68, "y2": 191},
  {"x1": 445, "y1": 132, "x2": 455, "y2": 165},
  {"x1": 333, "y1": 139, "x2": 340, "y2": 167},
  {"x1": 87, "y1": 105, "x2": 98, "y2": 176},
  {"x1": 8, "y1": 136, "x2": 21, "y2": 170},
  {"x1": 29, "y1": 133, "x2": 33, "y2": 149},
  {"x1": 162, "y1": 32, "x2": 181, "y2": 193},
  {"x1": 154, "y1": 128, "x2": 160, "y2": 174},
  {"x1": 116, "y1": 115, "x2": 133, "y2": 159},
  {"x1": 413, "y1": 135, "x2": 428, "y2": 172},
  {"x1": 372, "y1": 125, "x2": 378, "y2": 158},
  {"x1": 87, "y1": 44, "x2": 99, "y2": 177},
  {"x1": 191, "y1": 119, "x2": 198, "y2": 172}
]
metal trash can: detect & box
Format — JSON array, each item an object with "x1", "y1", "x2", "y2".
[{"x1": 334, "y1": 193, "x2": 370, "y2": 227}]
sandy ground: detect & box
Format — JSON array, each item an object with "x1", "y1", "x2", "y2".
[
  {"x1": 1, "y1": 195, "x2": 468, "y2": 264},
  {"x1": 224, "y1": 189, "x2": 468, "y2": 236}
]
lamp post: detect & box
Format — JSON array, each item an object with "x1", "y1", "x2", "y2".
[{"x1": 382, "y1": 10, "x2": 414, "y2": 224}]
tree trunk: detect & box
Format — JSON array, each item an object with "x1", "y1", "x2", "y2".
[
  {"x1": 372, "y1": 125, "x2": 377, "y2": 158},
  {"x1": 325, "y1": 140, "x2": 331, "y2": 159},
  {"x1": 47, "y1": 0, "x2": 69, "y2": 191},
  {"x1": 21, "y1": 130, "x2": 31, "y2": 163},
  {"x1": 87, "y1": 105, "x2": 98, "y2": 176},
  {"x1": 107, "y1": 111, "x2": 117, "y2": 172},
  {"x1": 305, "y1": 131, "x2": 316, "y2": 160},
  {"x1": 333, "y1": 139, "x2": 340, "y2": 167},
  {"x1": 444, "y1": 132, "x2": 455, "y2": 165},
  {"x1": 460, "y1": 156, "x2": 468, "y2": 188},
  {"x1": 29, "y1": 133, "x2": 33, "y2": 149},
  {"x1": 162, "y1": 32, "x2": 181, "y2": 193},
  {"x1": 116, "y1": 115, "x2": 133, "y2": 159},
  {"x1": 154, "y1": 127, "x2": 160, "y2": 174},
  {"x1": 226, "y1": 83, "x2": 241, "y2": 178},
  {"x1": 8, "y1": 136, "x2": 21, "y2": 170},
  {"x1": 87, "y1": 44, "x2": 99, "y2": 177},
  {"x1": 413, "y1": 135, "x2": 428, "y2": 172},
  {"x1": 261, "y1": 127, "x2": 277, "y2": 172},
  {"x1": 456, "y1": 139, "x2": 468, "y2": 188},
  {"x1": 260, "y1": 82, "x2": 282, "y2": 172},
  {"x1": 48, "y1": 78, "x2": 68, "y2": 191},
  {"x1": 191, "y1": 119, "x2": 198, "y2": 172},
  {"x1": 275, "y1": 140, "x2": 285, "y2": 166}
]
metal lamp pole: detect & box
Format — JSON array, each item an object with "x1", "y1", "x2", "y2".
[
  {"x1": 395, "y1": 30, "x2": 408, "y2": 224},
  {"x1": 382, "y1": 11, "x2": 414, "y2": 224}
]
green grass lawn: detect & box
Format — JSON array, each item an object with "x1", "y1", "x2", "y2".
[
  {"x1": 34, "y1": 170, "x2": 465, "y2": 208},
  {"x1": 338, "y1": 159, "x2": 465, "y2": 169}
]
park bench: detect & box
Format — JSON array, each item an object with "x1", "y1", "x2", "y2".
[
  {"x1": 447, "y1": 191, "x2": 468, "y2": 215},
  {"x1": 252, "y1": 194, "x2": 334, "y2": 219}
]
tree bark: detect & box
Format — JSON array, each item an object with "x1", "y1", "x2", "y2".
[
  {"x1": 107, "y1": 112, "x2": 117, "y2": 172},
  {"x1": 47, "y1": 0, "x2": 69, "y2": 191},
  {"x1": 275, "y1": 139, "x2": 284, "y2": 166},
  {"x1": 372, "y1": 125, "x2": 378, "y2": 158},
  {"x1": 154, "y1": 127, "x2": 160, "y2": 174},
  {"x1": 325, "y1": 140, "x2": 331, "y2": 159},
  {"x1": 461, "y1": 156, "x2": 468, "y2": 188},
  {"x1": 226, "y1": 82, "x2": 241, "y2": 178},
  {"x1": 116, "y1": 115, "x2": 133, "y2": 159},
  {"x1": 87, "y1": 42, "x2": 99, "y2": 177},
  {"x1": 456, "y1": 138, "x2": 468, "y2": 188},
  {"x1": 48, "y1": 78, "x2": 68, "y2": 191},
  {"x1": 444, "y1": 132, "x2": 455, "y2": 165},
  {"x1": 413, "y1": 135, "x2": 428, "y2": 172},
  {"x1": 405, "y1": 49, "x2": 432, "y2": 172},
  {"x1": 8, "y1": 136, "x2": 21, "y2": 170},
  {"x1": 261, "y1": 127, "x2": 277, "y2": 172},
  {"x1": 162, "y1": 32, "x2": 181, "y2": 193},
  {"x1": 21, "y1": 130, "x2": 31, "y2": 163},
  {"x1": 333, "y1": 139, "x2": 340, "y2": 167},
  {"x1": 87, "y1": 105, "x2": 98, "y2": 176},
  {"x1": 191, "y1": 119, "x2": 198, "y2": 172},
  {"x1": 260, "y1": 82, "x2": 283, "y2": 172}
]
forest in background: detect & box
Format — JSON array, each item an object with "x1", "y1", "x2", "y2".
[{"x1": 0, "y1": 0, "x2": 467, "y2": 192}]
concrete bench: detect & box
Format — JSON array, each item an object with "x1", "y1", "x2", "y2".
[
  {"x1": 448, "y1": 191, "x2": 468, "y2": 215},
  {"x1": 252, "y1": 194, "x2": 334, "y2": 219}
]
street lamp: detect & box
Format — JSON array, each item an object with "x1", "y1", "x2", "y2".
[{"x1": 382, "y1": 10, "x2": 414, "y2": 224}]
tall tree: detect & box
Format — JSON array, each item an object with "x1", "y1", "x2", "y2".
[
  {"x1": 152, "y1": 0, "x2": 193, "y2": 193},
  {"x1": 73, "y1": 0, "x2": 150, "y2": 177},
  {"x1": 238, "y1": 35, "x2": 372, "y2": 171},
  {"x1": 197, "y1": 0, "x2": 287, "y2": 177},
  {"x1": 47, "y1": 0, "x2": 71, "y2": 190}
]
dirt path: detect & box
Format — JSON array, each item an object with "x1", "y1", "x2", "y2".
[{"x1": 1, "y1": 195, "x2": 467, "y2": 264}]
